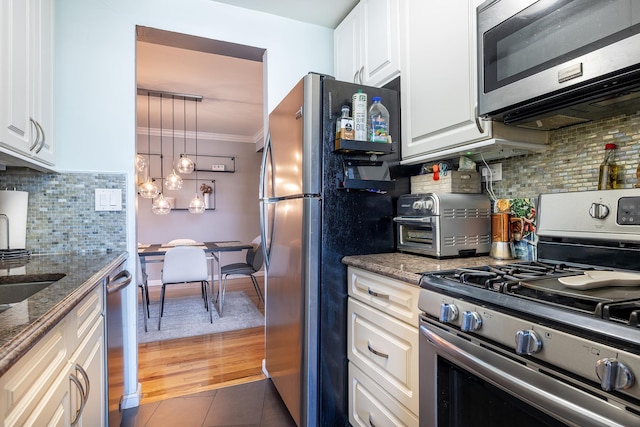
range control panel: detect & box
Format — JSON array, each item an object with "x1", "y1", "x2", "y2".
[{"x1": 618, "y1": 197, "x2": 640, "y2": 225}]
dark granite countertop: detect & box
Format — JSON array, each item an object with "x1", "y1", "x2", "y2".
[
  {"x1": 342, "y1": 252, "x2": 506, "y2": 285},
  {"x1": 0, "y1": 251, "x2": 128, "y2": 376}
]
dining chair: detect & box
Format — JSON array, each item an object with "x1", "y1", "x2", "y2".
[
  {"x1": 167, "y1": 238, "x2": 207, "y2": 303},
  {"x1": 136, "y1": 254, "x2": 150, "y2": 332},
  {"x1": 219, "y1": 238, "x2": 264, "y2": 314},
  {"x1": 159, "y1": 245, "x2": 212, "y2": 330}
]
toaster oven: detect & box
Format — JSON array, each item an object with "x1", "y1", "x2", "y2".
[{"x1": 394, "y1": 193, "x2": 491, "y2": 258}]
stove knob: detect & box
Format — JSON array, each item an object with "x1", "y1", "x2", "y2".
[
  {"x1": 515, "y1": 330, "x2": 542, "y2": 355},
  {"x1": 589, "y1": 203, "x2": 610, "y2": 219},
  {"x1": 439, "y1": 303, "x2": 458, "y2": 324},
  {"x1": 595, "y1": 358, "x2": 634, "y2": 391},
  {"x1": 461, "y1": 311, "x2": 482, "y2": 332}
]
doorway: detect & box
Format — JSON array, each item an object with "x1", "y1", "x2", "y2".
[{"x1": 134, "y1": 26, "x2": 267, "y2": 404}]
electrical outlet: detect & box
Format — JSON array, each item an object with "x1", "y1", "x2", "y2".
[{"x1": 480, "y1": 163, "x2": 503, "y2": 182}]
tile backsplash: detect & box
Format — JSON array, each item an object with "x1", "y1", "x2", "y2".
[
  {"x1": 0, "y1": 169, "x2": 127, "y2": 254},
  {"x1": 488, "y1": 111, "x2": 640, "y2": 200}
]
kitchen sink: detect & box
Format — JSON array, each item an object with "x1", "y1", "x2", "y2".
[{"x1": 0, "y1": 274, "x2": 66, "y2": 313}]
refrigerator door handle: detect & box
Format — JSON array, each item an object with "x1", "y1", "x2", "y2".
[
  {"x1": 259, "y1": 201, "x2": 270, "y2": 270},
  {"x1": 259, "y1": 132, "x2": 271, "y2": 200}
]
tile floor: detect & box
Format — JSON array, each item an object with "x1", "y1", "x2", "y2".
[{"x1": 120, "y1": 379, "x2": 297, "y2": 427}]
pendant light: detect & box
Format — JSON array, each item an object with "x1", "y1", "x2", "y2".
[
  {"x1": 135, "y1": 154, "x2": 148, "y2": 172},
  {"x1": 138, "y1": 93, "x2": 159, "y2": 199},
  {"x1": 176, "y1": 97, "x2": 195, "y2": 174},
  {"x1": 164, "y1": 96, "x2": 183, "y2": 191},
  {"x1": 153, "y1": 94, "x2": 171, "y2": 215},
  {"x1": 189, "y1": 99, "x2": 205, "y2": 214}
]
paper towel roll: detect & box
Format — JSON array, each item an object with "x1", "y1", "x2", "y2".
[{"x1": 0, "y1": 191, "x2": 29, "y2": 250}]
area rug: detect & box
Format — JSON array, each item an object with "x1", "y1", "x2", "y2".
[{"x1": 137, "y1": 291, "x2": 264, "y2": 344}]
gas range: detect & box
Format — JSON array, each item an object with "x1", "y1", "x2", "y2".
[{"x1": 418, "y1": 189, "x2": 640, "y2": 426}]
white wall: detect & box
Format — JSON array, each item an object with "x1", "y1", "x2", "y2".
[{"x1": 55, "y1": 0, "x2": 334, "y2": 408}]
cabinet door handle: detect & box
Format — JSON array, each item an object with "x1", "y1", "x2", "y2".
[
  {"x1": 474, "y1": 105, "x2": 486, "y2": 134},
  {"x1": 353, "y1": 69, "x2": 359, "y2": 83},
  {"x1": 34, "y1": 120, "x2": 46, "y2": 153},
  {"x1": 75, "y1": 363, "x2": 91, "y2": 403},
  {"x1": 367, "y1": 341, "x2": 389, "y2": 359},
  {"x1": 368, "y1": 414, "x2": 377, "y2": 427},
  {"x1": 69, "y1": 373, "x2": 86, "y2": 427},
  {"x1": 29, "y1": 118, "x2": 41, "y2": 151},
  {"x1": 367, "y1": 287, "x2": 389, "y2": 299},
  {"x1": 359, "y1": 66, "x2": 364, "y2": 84}
]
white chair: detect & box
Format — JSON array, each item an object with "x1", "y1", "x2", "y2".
[
  {"x1": 137, "y1": 254, "x2": 150, "y2": 332},
  {"x1": 159, "y1": 245, "x2": 212, "y2": 330},
  {"x1": 219, "y1": 237, "x2": 264, "y2": 314}
]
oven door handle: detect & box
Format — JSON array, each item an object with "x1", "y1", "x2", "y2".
[
  {"x1": 392, "y1": 216, "x2": 433, "y2": 223},
  {"x1": 420, "y1": 324, "x2": 633, "y2": 427}
]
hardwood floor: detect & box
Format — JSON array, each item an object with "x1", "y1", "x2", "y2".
[{"x1": 137, "y1": 276, "x2": 266, "y2": 404}]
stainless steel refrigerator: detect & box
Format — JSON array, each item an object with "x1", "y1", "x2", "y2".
[{"x1": 259, "y1": 73, "x2": 401, "y2": 427}]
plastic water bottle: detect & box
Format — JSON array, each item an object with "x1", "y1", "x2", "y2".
[
  {"x1": 368, "y1": 97, "x2": 390, "y2": 143},
  {"x1": 352, "y1": 90, "x2": 368, "y2": 141}
]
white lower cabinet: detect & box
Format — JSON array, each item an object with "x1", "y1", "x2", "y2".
[
  {"x1": 0, "y1": 285, "x2": 105, "y2": 427},
  {"x1": 347, "y1": 266, "x2": 420, "y2": 425},
  {"x1": 349, "y1": 363, "x2": 418, "y2": 427}
]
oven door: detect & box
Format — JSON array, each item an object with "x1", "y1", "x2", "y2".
[
  {"x1": 419, "y1": 316, "x2": 640, "y2": 427},
  {"x1": 395, "y1": 217, "x2": 439, "y2": 256}
]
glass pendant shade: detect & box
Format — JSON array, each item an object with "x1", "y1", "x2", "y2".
[
  {"x1": 164, "y1": 169, "x2": 183, "y2": 190},
  {"x1": 176, "y1": 155, "x2": 195, "y2": 174},
  {"x1": 188, "y1": 193, "x2": 205, "y2": 214},
  {"x1": 152, "y1": 193, "x2": 172, "y2": 215},
  {"x1": 138, "y1": 177, "x2": 159, "y2": 199},
  {"x1": 135, "y1": 154, "x2": 148, "y2": 172}
]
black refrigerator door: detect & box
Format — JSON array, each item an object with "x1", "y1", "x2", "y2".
[{"x1": 316, "y1": 77, "x2": 398, "y2": 427}]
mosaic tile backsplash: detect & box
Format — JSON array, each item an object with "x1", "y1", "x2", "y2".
[
  {"x1": 0, "y1": 170, "x2": 127, "y2": 254},
  {"x1": 487, "y1": 111, "x2": 640, "y2": 200}
]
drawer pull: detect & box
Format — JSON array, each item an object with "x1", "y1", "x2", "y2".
[
  {"x1": 367, "y1": 341, "x2": 389, "y2": 359},
  {"x1": 369, "y1": 414, "x2": 376, "y2": 427},
  {"x1": 367, "y1": 288, "x2": 389, "y2": 299}
]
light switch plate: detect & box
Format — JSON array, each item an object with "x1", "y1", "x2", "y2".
[{"x1": 95, "y1": 189, "x2": 122, "y2": 211}]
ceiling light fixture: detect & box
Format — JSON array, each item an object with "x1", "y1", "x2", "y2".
[
  {"x1": 164, "y1": 96, "x2": 183, "y2": 191},
  {"x1": 138, "y1": 93, "x2": 159, "y2": 199},
  {"x1": 176, "y1": 98, "x2": 195, "y2": 174},
  {"x1": 189, "y1": 99, "x2": 205, "y2": 214},
  {"x1": 152, "y1": 94, "x2": 171, "y2": 215}
]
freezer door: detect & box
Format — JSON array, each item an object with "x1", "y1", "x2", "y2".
[
  {"x1": 267, "y1": 74, "x2": 322, "y2": 198},
  {"x1": 264, "y1": 196, "x2": 321, "y2": 427}
]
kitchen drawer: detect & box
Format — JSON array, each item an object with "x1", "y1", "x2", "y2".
[
  {"x1": 349, "y1": 362, "x2": 418, "y2": 427},
  {"x1": 0, "y1": 320, "x2": 68, "y2": 424},
  {"x1": 68, "y1": 284, "x2": 104, "y2": 347},
  {"x1": 348, "y1": 266, "x2": 420, "y2": 326},
  {"x1": 348, "y1": 298, "x2": 419, "y2": 414}
]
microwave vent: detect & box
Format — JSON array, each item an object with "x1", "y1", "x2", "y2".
[{"x1": 517, "y1": 115, "x2": 590, "y2": 131}]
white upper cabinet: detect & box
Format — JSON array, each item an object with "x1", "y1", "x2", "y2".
[
  {"x1": 0, "y1": 0, "x2": 55, "y2": 168},
  {"x1": 400, "y1": 0, "x2": 546, "y2": 163},
  {"x1": 334, "y1": 0, "x2": 400, "y2": 88},
  {"x1": 401, "y1": 0, "x2": 488, "y2": 161}
]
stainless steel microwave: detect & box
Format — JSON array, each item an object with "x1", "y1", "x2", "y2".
[{"x1": 477, "y1": 0, "x2": 640, "y2": 130}]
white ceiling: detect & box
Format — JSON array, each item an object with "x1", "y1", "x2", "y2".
[
  {"x1": 137, "y1": 41, "x2": 265, "y2": 143},
  {"x1": 212, "y1": 0, "x2": 359, "y2": 29},
  {"x1": 136, "y1": 2, "x2": 357, "y2": 145}
]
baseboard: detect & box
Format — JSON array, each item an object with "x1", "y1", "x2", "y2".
[
  {"x1": 262, "y1": 358, "x2": 270, "y2": 378},
  {"x1": 120, "y1": 383, "x2": 142, "y2": 409}
]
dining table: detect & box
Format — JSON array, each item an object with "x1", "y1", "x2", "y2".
[{"x1": 137, "y1": 241, "x2": 253, "y2": 316}]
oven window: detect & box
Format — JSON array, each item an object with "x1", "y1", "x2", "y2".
[
  {"x1": 483, "y1": 0, "x2": 640, "y2": 93},
  {"x1": 437, "y1": 358, "x2": 567, "y2": 426}
]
